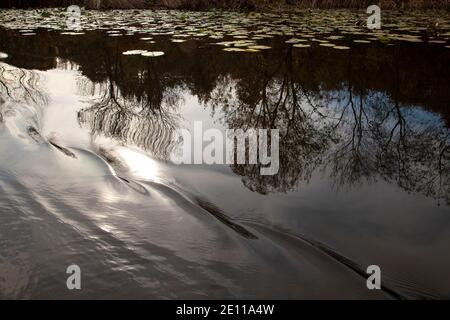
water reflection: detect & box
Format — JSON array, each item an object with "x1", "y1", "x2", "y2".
[
  {"x1": 2, "y1": 29, "x2": 446, "y2": 202},
  {"x1": 0, "y1": 32, "x2": 448, "y2": 198},
  {"x1": 0, "y1": 62, "x2": 47, "y2": 123},
  {"x1": 0, "y1": 27, "x2": 450, "y2": 299}
]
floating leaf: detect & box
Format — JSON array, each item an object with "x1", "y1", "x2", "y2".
[
  {"x1": 122, "y1": 50, "x2": 147, "y2": 55},
  {"x1": 378, "y1": 36, "x2": 392, "y2": 44},
  {"x1": 141, "y1": 51, "x2": 165, "y2": 57},
  {"x1": 216, "y1": 41, "x2": 235, "y2": 47},
  {"x1": 247, "y1": 45, "x2": 271, "y2": 50},
  {"x1": 286, "y1": 38, "x2": 307, "y2": 44},
  {"x1": 60, "y1": 32, "x2": 85, "y2": 35},
  {"x1": 327, "y1": 35, "x2": 344, "y2": 40},
  {"x1": 293, "y1": 44, "x2": 311, "y2": 48},
  {"x1": 223, "y1": 48, "x2": 259, "y2": 53},
  {"x1": 332, "y1": 45, "x2": 350, "y2": 50}
]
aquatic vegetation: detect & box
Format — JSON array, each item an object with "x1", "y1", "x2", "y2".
[
  {"x1": 247, "y1": 45, "x2": 271, "y2": 50},
  {"x1": 122, "y1": 49, "x2": 165, "y2": 57},
  {"x1": 60, "y1": 31, "x2": 85, "y2": 35},
  {"x1": 0, "y1": 9, "x2": 448, "y2": 53},
  {"x1": 122, "y1": 49, "x2": 147, "y2": 55},
  {"x1": 0, "y1": 52, "x2": 8, "y2": 59},
  {"x1": 378, "y1": 35, "x2": 392, "y2": 44},
  {"x1": 141, "y1": 51, "x2": 165, "y2": 57},
  {"x1": 0, "y1": 0, "x2": 449, "y2": 10},
  {"x1": 285, "y1": 38, "x2": 305, "y2": 43},
  {"x1": 293, "y1": 44, "x2": 311, "y2": 48},
  {"x1": 222, "y1": 47, "x2": 259, "y2": 52},
  {"x1": 332, "y1": 45, "x2": 350, "y2": 50}
]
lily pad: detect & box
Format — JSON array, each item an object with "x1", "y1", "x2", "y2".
[
  {"x1": 293, "y1": 44, "x2": 311, "y2": 48},
  {"x1": 286, "y1": 38, "x2": 308, "y2": 44},
  {"x1": 223, "y1": 48, "x2": 259, "y2": 53},
  {"x1": 122, "y1": 50, "x2": 147, "y2": 55},
  {"x1": 141, "y1": 51, "x2": 165, "y2": 57},
  {"x1": 60, "y1": 32, "x2": 85, "y2": 35},
  {"x1": 247, "y1": 45, "x2": 271, "y2": 50},
  {"x1": 332, "y1": 45, "x2": 351, "y2": 50}
]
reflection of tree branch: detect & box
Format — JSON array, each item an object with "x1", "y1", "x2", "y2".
[
  {"x1": 0, "y1": 63, "x2": 47, "y2": 123},
  {"x1": 77, "y1": 47, "x2": 180, "y2": 160},
  {"x1": 201, "y1": 46, "x2": 449, "y2": 205}
]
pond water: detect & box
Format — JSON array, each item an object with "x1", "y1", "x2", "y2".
[{"x1": 0, "y1": 9, "x2": 449, "y2": 299}]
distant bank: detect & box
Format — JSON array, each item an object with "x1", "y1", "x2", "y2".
[{"x1": 1, "y1": 0, "x2": 449, "y2": 10}]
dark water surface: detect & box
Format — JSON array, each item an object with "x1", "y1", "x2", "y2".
[{"x1": 0, "y1": 9, "x2": 449, "y2": 299}]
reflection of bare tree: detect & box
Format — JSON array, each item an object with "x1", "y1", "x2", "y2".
[
  {"x1": 206, "y1": 48, "x2": 333, "y2": 194},
  {"x1": 77, "y1": 49, "x2": 181, "y2": 160},
  {"x1": 327, "y1": 89, "x2": 450, "y2": 205},
  {"x1": 0, "y1": 62, "x2": 47, "y2": 123},
  {"x1": 204, "y1": 47, "x2": 450, "y2": 205},
  {"x1": 0, "y1": 63, "x2": 47, "y2": 105},
  {"x1": 327, "y1": 48, "x2": 450, "y2": 205}
]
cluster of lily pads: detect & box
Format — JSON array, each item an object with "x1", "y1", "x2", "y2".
[{"x1": 1, "y1": 8, "x2": 450, "y2": 53}]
